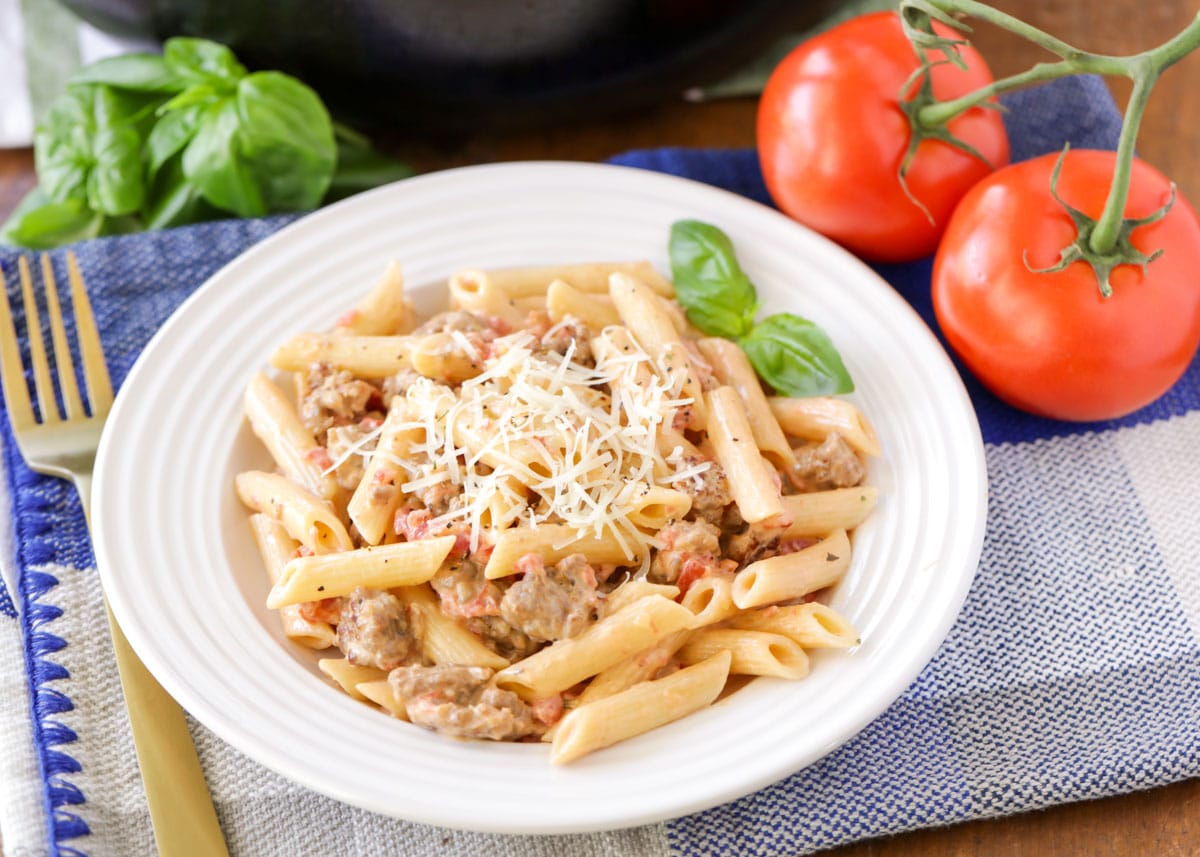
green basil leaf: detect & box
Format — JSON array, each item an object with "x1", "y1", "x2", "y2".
[
  {"x1": 0, "y1": 191, "x2": 103, "y2": 250},
  {"x1": 70, "y1": 52, "x2": 185, "y2": 93},
  {"x1": 182, "y1": 100, "x2": 265, "y2": 217},
  {"x1": 92, "y1": 84, "x2": 164, "y2": 131},
  {"x1": 668, "y1": 219, "x2": 759, "y2": 339},
  {"x1": 234, "y1": 71, "x2": 336, "y2": 211},
  {"x1": 34, "y1": 87, "x2": 94, "y2": 204},
  {"x1": 164, "y1": 38, "x2": 247, "y2": 89},
  {"x1": 325, "y1": 130, "x2": 413, "y2": 202},
  {"x1": 146, "y1": 103, "x2": 203, "y2": 177},
  {"x1": 95, "y1": 213, "x2": 143, "y2": 238},
  {"x1": 87, "y1": 124, "x2": 145, "y2": 215},
  {"x1": 142, "y1": 155, "x2": 219, "y2": 229},
  {"x1": 158, "y1": 84, "x2": 221, "y2": 115},
  {"x1": 34, "y1": 84, "x2": 158, "y2": 212},
  {"x1": 740, "y1": 312, "x2": 854, "y2": 396}
]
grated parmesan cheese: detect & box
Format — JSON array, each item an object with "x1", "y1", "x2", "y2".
[{"x1": 367, "y1": 326, "x2": 710, "y2": 563}]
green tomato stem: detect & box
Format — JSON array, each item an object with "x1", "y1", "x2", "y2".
[
  {"x1": 916, "y1": 62, "x2": 1082, "y2": 128},
  {"x1": 908, "y1": 1, "x2": 1200, "y2": 257},
  {"x1": 919, "y1": 0, "x2": 1081, "y2": 57},
  {"x1": 1090, "y1": 14, "x2": 1200, "y2": 254},
  {"x1": 1088, "y1": 71, "x2": 1151, "y2": 255}
]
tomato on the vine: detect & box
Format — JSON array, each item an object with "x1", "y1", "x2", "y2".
[
  {"x1": 933, "y1": 149, "x2": 1200, "y2": 422},
  {"x1": 756, "y1": 10, "x2": 1009, "y2": 262}
]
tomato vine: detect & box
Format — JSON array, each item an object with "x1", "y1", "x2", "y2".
[{"x1": 900, "y1": 0, "x2": 1200, "y2": 295}]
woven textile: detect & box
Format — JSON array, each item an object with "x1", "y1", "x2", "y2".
[{"x1": 2, "y1": 74, "x2": 1199, "y2": 857}]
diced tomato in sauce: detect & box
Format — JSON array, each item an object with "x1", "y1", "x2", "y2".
[
  {"x1": 303, "y1": 446, "x2": 334, "y2": 471},
  {"x1": 530, "y1": 695, "x2": 564, "y2": 726},
  {"x1": 299, "y1": 597, "x2": 341, "y2": 625}
]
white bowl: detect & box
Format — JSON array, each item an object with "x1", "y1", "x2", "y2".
[{"x1": 92, "y1": 161, "x2": 987, "y2": 834}]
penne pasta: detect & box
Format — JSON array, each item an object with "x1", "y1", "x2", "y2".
[
  {"x1": 603, "y1": 579, "x2": 681, "y2": 614},
  {"x1": 626, "y1": 486, "x2": 692, "y2": 530},
  {"x1": 728, "y1": 602, "x2": 860, "y2": 649},
  {"x1": 494, "y1": 595, "x2": 696, "y2": 699},
  {"x1": 483, "y1": 524, "x2": 642, "y2": 579},
  {"x1": 678, "y1": 629, "x2": 810, "y2": 680},
  {"x1": 347, "y1": 398, "x2": 421, "y2": 545},
  {"x1": 697, "y1": 338, "x2": 796, "y2": 472},
  {"x1": 780, "y1": 486, "x2": 879, "y2": 538},
  {"x1": 680, "y1": 574, "x2": 740, "y2": 628},
  {"x1": 318, "y1": 658, "x2": 388, "y2": 701},
  {"x1": 336, "y1": 259, "x2": 412, "y2": 335},
  {"x1": 357, "y1": 679, "x2": 410, "y2": 720},
  {"x1": 270, "y1": 332, "x2": 415, "y2": 376},
  {"x1": 402, "y1": 586, "x2": 510, "y2": 670},
  {"x1": 244, "y1": 372, "x2": 342, "y2": 503},
  {"x1": 235, "y1": 470, "x2": 353, "y2": 554},
  {"x1": 409, "y1": 332, "x2": 486, "y2": 383},
  {"x1": 609, "y1": 272, "x2": 680, "y2": 356},
  {"x1": 655, "y1": 293, "x2": 694, "y2": 336},
  {"x1": 731, "y1": 529, "x2": 852, "y2": 610},
  {"x1": 475, "y1": 261, "x2": 674, "y2": 299},
  {"x1": 768, "y1": 396, "x2": 881, "y2": 457},
  {"x1": 248, "y1": 514, "x2": 336, "y2": 649},
  {"x1": 610, "y1": 273, "x2": 706, "y2": 429},
  {"x1": 546, "y1": 279, "x2": 622, "y2": 329},
  {"x1": 655, "y1": 425, "x2": 702, "y2": 460},
  {"x1": 448, "y1": 269, "x2": 526, "y2": 329},
  {"x1": 575, "y1": 629, "x2": 691, "y2": 707},
  {"x1": 549, "y1": 650, "x2": 731, "y2": 764},
  {"x1": 704, "y1": 386, "x2": 785, "y2": 524},
  {"x1": 266, "y1": 536, "x2": 456, "y2": 608},
  {"x1": 590, "y1": 325, "x2": 656, "y2": 386}
]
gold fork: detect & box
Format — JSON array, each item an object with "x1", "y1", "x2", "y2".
[{"x1": 0, "y1": 253, "x2": 229, "y2": 857}]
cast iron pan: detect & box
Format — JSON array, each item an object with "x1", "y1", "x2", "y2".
[{"x1": 60, "y1": 0, "x2": 839, "y2": 131}]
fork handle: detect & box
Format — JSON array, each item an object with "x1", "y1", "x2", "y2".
[
  {"x1": 102, "y1": 602, "x2": 231, "y2": 856},
  {"x1": 79, "y1": 474, "x2": 230, "y2": 856}
]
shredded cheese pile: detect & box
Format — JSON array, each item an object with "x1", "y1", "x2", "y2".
[{"x1": 388, "y1": 328, "x2": 710, "y2": 562}]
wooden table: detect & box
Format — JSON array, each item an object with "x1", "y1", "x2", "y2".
[{"x1": 2, "y1": 2, "x2": 1198, "y2": 855}]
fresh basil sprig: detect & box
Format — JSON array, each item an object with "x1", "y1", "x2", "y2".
[
  {"x1": 740, "y1": 313, "x2": 853, "y2": 396},
  {"x1": 668, "y1": 219, "x2": 854, "y2": 396},
  {"x1": 669, "y1": 220, "x2": 759, "y2": 338},
  {"x1": 2, "y1": 38, "x2": 412, "y2": 249}
]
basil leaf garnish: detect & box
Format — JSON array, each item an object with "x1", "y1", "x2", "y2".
[
  {"x1": 668, "y1": 219, "x2": 759, "y2": 339},
  {"x1": 667, "y1": 219, "x2": 855, "y2": 397},
  {"x1": 740, "y1": 313, "x2": 855, "y2": 396}
]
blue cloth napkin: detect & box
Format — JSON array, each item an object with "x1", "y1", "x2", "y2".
[{"x1": 2, "y1": 73, "x2": 1199, "y2": 857}]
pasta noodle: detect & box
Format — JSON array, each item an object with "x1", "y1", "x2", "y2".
[
  {"x1": 235, "y1": 470, "x2": 353, "y2": 554},
  {"x1": 704, "y1": 386, "x2": 785, "y2": 524},
  {"x1": 768, "y1": 396, "x2": 881, "y2": 457},
  {"x1": 728, "y1": 602, "x2": 860, "y2": 649},
  {"x1": 237, "y1": 252, "x2": 881, "y2": 764},
  {"x1": 493, "y1": 595, "x2": 696, "y2": 699},
  {"x1": 732, "y1": 529, "x2": 852, "y2": 609},
  {"x1": 550, "y1": 651, "x2": 731, "y2": 764},
  {"x1": 677, "y1": 629, "x2": 810, "y2": 680},
  {"x1": 469, "y1": 260, "x2": 674, "y2": 299},
  {"x1": 267, "y1": 537, "x2": 456, "y2": 608},
  {"x1": 336, "y1": 260, "x2": 412, "y2": 335},
  {"x1": 249, "y1": 514, "x2": 336, "y2": 649}
]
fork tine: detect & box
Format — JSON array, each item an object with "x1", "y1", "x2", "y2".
[
  {"x1": 66, "y1": 252, "x2": 113, "y2": 417},
  {"x1": 18, "y1": 256, "x2": 60, "y2": 423},
  {"x1": 0, "y1": 263, "x2": 36, "y2": 432},
  {"x1": 40, "y1": 254, "x2": 85, "y2": 420}
]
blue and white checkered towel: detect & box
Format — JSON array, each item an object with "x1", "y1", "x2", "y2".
[{"x1": 2, "y1": 74, "x2": 1198, "y2": 857}]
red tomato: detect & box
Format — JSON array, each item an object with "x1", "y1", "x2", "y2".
[
  {"x1": 757, "y1": 11, "x2": 1009, "y2": 262},
  {"x1": 933, "y1": 149, "x2": 1200, "y2": 422}
]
